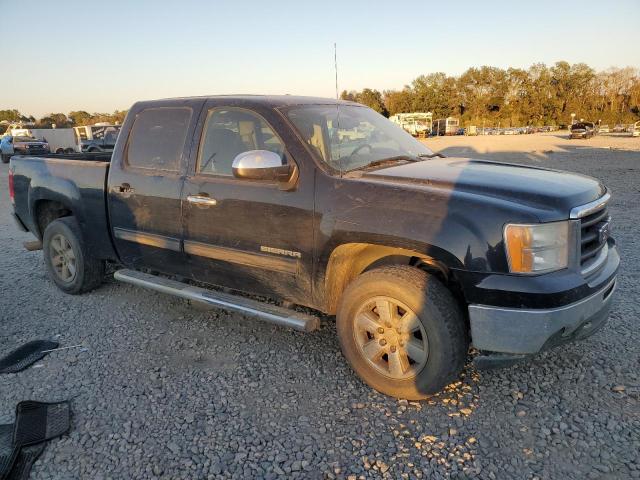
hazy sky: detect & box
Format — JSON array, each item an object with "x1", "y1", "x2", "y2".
[{"x1": 2, "y1": 0, "x2": 638, "y2": 117}]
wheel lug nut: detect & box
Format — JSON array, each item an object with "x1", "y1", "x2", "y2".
[
  {"x1": 379, "y1": 339, "x2": 387, "y2": 346},
  {"x1": 390, "y1": 345, "x2": 397, "y2": 353},
  {"x1": 377, "y1": 327, "x2": 384, "y2": 334}
]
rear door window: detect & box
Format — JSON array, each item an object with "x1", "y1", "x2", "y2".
[{"x1": 126, "y1": 107, "x2": 192, "y2": 172}]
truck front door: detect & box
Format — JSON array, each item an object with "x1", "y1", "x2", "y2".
[
  {"x1": 181, "y1": 102, "x2": 315, "y2": 306},
  {"x1": 108, "y1": 100, "x2": 202, "y2": 275}
]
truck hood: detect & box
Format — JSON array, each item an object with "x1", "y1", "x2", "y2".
[{"x1": 363, "y1": 157, "x2": 605, "y2": 219}]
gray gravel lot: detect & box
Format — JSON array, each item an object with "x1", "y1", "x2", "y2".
[{"x1": 1, "y1": 142, "x2": 639, "y2": 479}]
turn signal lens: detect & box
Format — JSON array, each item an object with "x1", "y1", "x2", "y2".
[{"x1": 504, "y1": 221, "x2": 569, "y2": 274}]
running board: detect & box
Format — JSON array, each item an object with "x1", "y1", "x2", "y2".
[{"x1": 113, "y1": 269, "x2": 320, "y2": 332}]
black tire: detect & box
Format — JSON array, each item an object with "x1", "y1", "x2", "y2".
[
  {"x1": 1, "y1": 154, "x2": 9, "y2": 164},
  {"x1": 336, "y1": 265, "x2": 468, "y2": 399},
  {"x1": 43, "y1": 217, "x2": 104, "y2": 294}
]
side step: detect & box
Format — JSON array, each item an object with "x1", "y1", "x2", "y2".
[{"x1": 114, "y1": 269, "x2": 320, "y2": 332}]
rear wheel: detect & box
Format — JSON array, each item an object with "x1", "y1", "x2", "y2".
[
  {"x1": 43, "y1": 217, "x2": 104, "y2": 294},
  {"x1": 337, "y1": 265, "x2": 468, "y2": 399}
]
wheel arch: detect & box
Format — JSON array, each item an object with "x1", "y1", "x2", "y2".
[
  {"x1": 322, "y1": 242, "x2": 461, "y2": 315},
  {"x1": 33, "y1": 199, "x2": 73, "y2": 239}
]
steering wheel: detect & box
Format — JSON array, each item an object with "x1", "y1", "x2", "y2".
[{"x1": 350, "y1": 143, "x2": 373, "y2": 157}]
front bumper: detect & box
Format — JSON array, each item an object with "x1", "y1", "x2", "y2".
[{"x1": 468, "y1": 245, "x2": 619, "y2": 356}]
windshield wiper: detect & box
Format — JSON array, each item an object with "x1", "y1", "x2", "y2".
[
  {"x1": 362, "y1": 155, "x2": 421, "y2": 169},
  {"x1": 418, "y1": 152, "x2": 445, "y2": 158}
]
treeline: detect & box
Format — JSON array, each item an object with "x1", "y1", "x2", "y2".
[
  {"x1": 0, "y1": 109, "x2": 127, "y2": 132},
  {"x1": 341, "y1": 62, "x2": 640, "y2": 126}
]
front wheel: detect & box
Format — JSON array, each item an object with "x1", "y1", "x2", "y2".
[
  {"x1": 43, "y1": 217, "x2": 104, "y2": 294},
  {"x1": 337, "y1": 266, "x2": 468, "y2": 399},
  {"x1": 1, "y1": 154, "x2": 10, "y2": 164}
]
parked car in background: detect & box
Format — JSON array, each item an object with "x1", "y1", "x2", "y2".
[
  {"x1": 9, "y1": 95, "x2": 619, "y2": 399},
  {"x1": 6, "y1": 125, "x2": 77, "y2": 154},
  {"x1": 466, "y1": 125, "x2": 478, "y2": 136},
  {"x1": 74, "y1": 124, "x2": 121, "y2": 152},
  {"x1": 599, "y1": 125, "x2": 610, "y2": 134},
  {"x1": 1, "y1": 134, "x2": 50, "y2": 163},
  {"x1": 633, "y1": 121, "x2": 640, "y2": 137},
  {"x1": 613, "y1": 124, "x2": 626, "y2": 133},
  {"x1": 570, "y1": 122, "x2": 596, "y2": 139}
]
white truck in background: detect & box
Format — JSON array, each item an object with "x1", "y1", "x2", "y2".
[{"x1": 389, "y1": 112, "x2": 433, "y2": 137}]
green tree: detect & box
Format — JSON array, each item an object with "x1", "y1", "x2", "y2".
[
  {"x1": 68, "y1": 110, "x2": 93, "y2": 126},
  {"x1": 0, "y1": 109, "x2": 22, "y2": 122}
]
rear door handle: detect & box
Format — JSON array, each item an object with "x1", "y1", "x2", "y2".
[
  {"x1": 114, "y1": 183, "x2": 134, "y2": 197},
  {"x1": 187, "y1": 194, "x2": 217, "y2": 207}
]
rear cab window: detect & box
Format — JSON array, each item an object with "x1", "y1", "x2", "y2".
[{"x1": 126, "y1": 107, "x2": 192, "y2": 172}]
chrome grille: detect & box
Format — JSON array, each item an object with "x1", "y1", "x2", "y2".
[
  {"x1": 580, "y1": 206, "x2": 609, "y2": 263},
  {"x1": 572, "y1": 194, "x2": 611, "y2": 276}
]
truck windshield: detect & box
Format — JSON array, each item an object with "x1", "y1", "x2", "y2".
[{"x1": 286, "y1": 105, "x2": 435, "y2": 172}]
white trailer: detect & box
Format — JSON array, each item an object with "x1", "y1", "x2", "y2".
[{"x1": 27, "y1": 128, "x2": 77, "y2": 153}]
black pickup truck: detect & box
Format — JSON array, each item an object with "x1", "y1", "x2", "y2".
[{"x1": 9, "y1": 96, "x2": 619, "y2": 399}]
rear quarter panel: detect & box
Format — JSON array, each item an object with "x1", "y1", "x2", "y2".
[{"x1": 12, "y1": 157, "x2": 117, "y2": 260}]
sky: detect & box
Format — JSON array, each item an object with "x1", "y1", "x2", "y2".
[{"x1": 1, "y1": 0, "x2": 638, "y2": 118}]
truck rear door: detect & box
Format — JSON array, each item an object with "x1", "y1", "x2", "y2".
[
  {"x1": 107, "y1": 100, "x2": 203, "y2": 274},
  {"x1": 180, "y1": 100, "x2": 315, "y2": 306}
]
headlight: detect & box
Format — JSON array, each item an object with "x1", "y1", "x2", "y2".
[{"x1": 504, "y1": 221, "x2": 569, "y2": 274}]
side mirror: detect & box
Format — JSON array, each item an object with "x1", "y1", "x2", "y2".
[{"x1": 232, "y1": 150, "x2": 293, "y2": 182}]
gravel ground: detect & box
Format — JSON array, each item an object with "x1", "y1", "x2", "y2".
[{"x1": 1, "y1": 136, "x2": 639, "y2": 479}]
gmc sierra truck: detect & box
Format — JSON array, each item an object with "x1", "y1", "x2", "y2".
[{"x1": 8, "y1": 96, "x2": 619, "y2": 399}]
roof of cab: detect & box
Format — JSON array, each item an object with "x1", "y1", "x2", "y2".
[{"x1": 132, "y1": 95, "x2": 360, "y2": 109}]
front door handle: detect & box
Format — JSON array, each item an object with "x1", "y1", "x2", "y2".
[{"x1": 187, "y1": 194, "x2": 218, "y2": 207}]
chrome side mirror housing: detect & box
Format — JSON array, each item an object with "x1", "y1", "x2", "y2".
[{"x1": 232, "y1": 150, "x2": 293, "y2": 182}]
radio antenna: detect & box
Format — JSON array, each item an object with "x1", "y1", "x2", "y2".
[
  {"x1": 333, "y1": 42, "x2": 343, "y2": 176},
  {"x1": 334, "y1": 43, "x2": 339, "y2": 99}
]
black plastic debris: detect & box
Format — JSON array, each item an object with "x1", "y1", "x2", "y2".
[
  {"x1": 0, "y1": 425, "x2": 13, "y2": 479},
  {"x1": 4, "y1": 444, "x2": 44, "y2": 480},
  {"x1": 0, "y1": 341, "x2": 59, "y2": 374},
  {"x1": 0, "y1": 401, "x2": 70, "y2": 480},
  {"x1": 13, "y1": 401, "x2": 70, "y2": 447}
]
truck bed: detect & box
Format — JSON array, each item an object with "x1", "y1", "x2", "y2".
[{"x1": 11, "y1": 154, "x2": 117, "y2": 261}]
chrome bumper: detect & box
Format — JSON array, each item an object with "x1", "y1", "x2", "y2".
[{"x1": 469, "y1": 277, "x2": 617, "y2": 354}]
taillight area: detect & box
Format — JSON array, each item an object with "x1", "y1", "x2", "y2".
[{"x1": 8, "y1": 168, "x2": 15, "y2": 204}]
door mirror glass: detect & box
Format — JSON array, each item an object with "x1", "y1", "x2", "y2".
[{"x1": 232, "y1": 150, "x2": 291, "y2": 181}]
